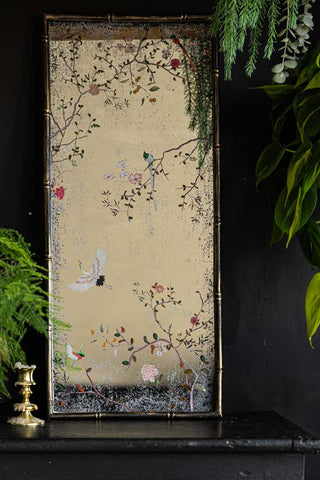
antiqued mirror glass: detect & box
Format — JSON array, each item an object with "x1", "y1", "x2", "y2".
[{"x1": 44, "y1": 15, "x2": 221, "y2": 417}]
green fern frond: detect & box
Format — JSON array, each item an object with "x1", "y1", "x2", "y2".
[{"x1": 0, "y1": 228, "x2": 66, "y2": 398}]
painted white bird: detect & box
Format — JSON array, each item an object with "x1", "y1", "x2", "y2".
[{"x1": 67, "y1": 248, "x2": 110, "y2": 292}]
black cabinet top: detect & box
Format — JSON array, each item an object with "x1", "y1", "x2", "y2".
[{"x1": 0, "y1": 411, "x2": 319, "y2": 454}]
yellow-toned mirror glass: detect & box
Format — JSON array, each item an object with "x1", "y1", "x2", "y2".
[{"x1": 46, "y1": 17, "x2": 220, "y2": 416}]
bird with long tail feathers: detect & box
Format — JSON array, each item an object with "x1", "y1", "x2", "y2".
[
  {"x1": 67, "y1": 248, "x2": 112, "y2": 292},
  {"x1": 143, "y1": 151, "x2": 157, "y2": 211}
]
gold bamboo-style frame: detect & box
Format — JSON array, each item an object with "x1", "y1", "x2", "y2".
[{"x1": 43, "y1": 13, "x2": 222, "y2": 419}]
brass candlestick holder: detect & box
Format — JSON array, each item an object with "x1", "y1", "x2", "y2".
[{"x1": 7, "y1": 362, "x2": 45, "y2": 426}]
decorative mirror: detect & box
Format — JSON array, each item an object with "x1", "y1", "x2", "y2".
[{"x1": 43, "y1": 14, "x2": 221, "y2": 418}]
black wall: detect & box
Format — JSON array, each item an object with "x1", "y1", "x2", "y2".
[{"x1": 1, "y1": 1, "x2": 320, "y2": 478}]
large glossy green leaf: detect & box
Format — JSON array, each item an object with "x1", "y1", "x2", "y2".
[
  {"x1": 306, "y1": 273, "x2": 320, "y2": 347},
  {"x1": 254, "y1": 84, "x2": 295, "y2": 100},
  {"x1": 256, "y1": 140, "x2": 286, "y2": 189},
  {"x1": 287, "y1": 187, "x2": 303, "y2": 246},
  {"x1": 286, "y1": 142, "x2": 312, "y2": 200},
  {"x1": 294, "y1": 66, "x2": 309, "y2": 88},
  {"x1": 304, "y1": 70, "x2": 320, "y2": 91},
  {"x1": 274, "y1": 185, "x2": 317, "y2": 240},
  {"x1": 298, "y1": 219, "x2": 320, "y2": 269},
  {"x1": 297, "y1": 94, "x2": 320, "y2": 140}
]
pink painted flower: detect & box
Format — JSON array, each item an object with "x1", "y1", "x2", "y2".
[
  {"x1": 162, "y1": 49, "x2": 171, "y2": 59},
  {"x1": 190, "y1": 316, "x2": 199, "y2": 326},
  {"x1": 141, "y1": 364, "x2": 159, "y2": 383},
  {"x1": 55, "y1": 186, "x2": 65, "y2": 200},
  {"x1": 129, "y1": 173, "x2": 142, "y2": 184},
  {"x1": 170, "y1": 58, "x2": 180, "y2": 69},
  {"x1": 89, "y1": 84, "x2": 100, "y2": 95},
  {"x1": 155, "y1": 284, "x2": 164, "y2": 294}
]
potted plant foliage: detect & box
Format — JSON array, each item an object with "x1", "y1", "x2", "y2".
[
  {"x1": 255, "y1": 43, "x2": 320, "y2": 346},
  {"x1": 0, "y1": 228, "x2": 50, "y2": 398}
]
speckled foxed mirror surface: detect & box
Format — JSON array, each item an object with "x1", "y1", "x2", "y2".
[{"x1": 44, "y1": 15, "x2": 221, "y2": 417}]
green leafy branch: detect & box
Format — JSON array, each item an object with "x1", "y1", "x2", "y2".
[
  {"x1": 210, "y1": 0, "x2": 315, "y2": 80},
  {"x1": 255, "y1": 44, "x2": 320, "y2": 346}
]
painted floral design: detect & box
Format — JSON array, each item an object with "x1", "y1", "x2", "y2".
[
  {"x1": 89, "y1": 84, "x2": 100, "y2": 95},
  {"x1": 154, "y1": 284, "x2": 164, "y2": 294},
  {"x1": 170, "y1": 58, "x2": 181, "y2": 69},
  {"x1": 141, "y1": 364, "x2": 159, "y2": 383},
  {"x1": 190, "y1": 316, "x2": 199, "y2": 326},
  {"x1": 50, "y1": 24, "x2": 214, "y2": 414},
  {"x1": 55, "y1": 186, "x2": 65, "y2": 200},
  {"x1": 128, "y1": 173, "x2": 142, "y2": 184}
]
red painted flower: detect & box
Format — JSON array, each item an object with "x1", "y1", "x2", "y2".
[
  {"x1": 55, "y1": 186, "x2": 65, "y2": 200},
  {"x1": 89, "y1": 84, "x2": 100, "y2": 95},
  {"x1": 155, "y1": 284, "x2": 164, "y2": 294},
  {"x1": 190, "y1": 316, "x2": 199, "y2": 326},
  {"x1": 170, "y1": 58, "x2": 180, "y2": 69}
]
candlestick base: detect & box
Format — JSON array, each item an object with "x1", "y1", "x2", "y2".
[{"x1": 7, "y1": 362, "x2": 45, "y2": 427}]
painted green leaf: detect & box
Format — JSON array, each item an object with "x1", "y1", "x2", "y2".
[
  {"x1": 256, "y1": 140, "x2": 286, "y2": 189},
  {"x1": 143, "y1": 335, "x2": 150, "y2": 344},
  {"x1": 150, "y1": 86, "x2": 160, "y2": 91},
  {"x1": 184, "y1": 369, "x2": 193, "y2": 374},
  {"x1": 200, "y1": 355, "x2": 206, "y2": 362},
  {"x1": 122, "y1": 360, "x2": 129, "y2": 365},
  {"x1": 114, "y1": 332, "x2": 121, "y2": 337},
  {"x1": 153, "y1": 333, "x2": 158, "y2": 340},
  {"x1": 274, "y1": 185, "x2": 317, "y2": 240},
  {"x1": 306, "y1": 273, "x2": 320, "y2": 347},
  {"x1": 298, "y1": 219, "x2": 320, "y2": 269},
  {"x1": 304, "y1": 71, "x2": 320, "y2": 91}
]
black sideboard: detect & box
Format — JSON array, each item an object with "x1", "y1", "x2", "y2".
[{"x1": 0, "y1": 411, "x2": 319, "y2": 480}]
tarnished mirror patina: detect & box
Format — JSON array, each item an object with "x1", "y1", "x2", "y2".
[{"x1": 43, "y1": 14, "x2": 221, "y2": 418}]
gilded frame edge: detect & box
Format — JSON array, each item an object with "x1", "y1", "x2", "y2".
[{"x1": 43, "y1": 13, "x2": 222, "y2": 420}]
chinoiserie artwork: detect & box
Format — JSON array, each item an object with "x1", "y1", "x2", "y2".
[{"x1": 46, "y1": 18, "x2": 217, "y2": 415}]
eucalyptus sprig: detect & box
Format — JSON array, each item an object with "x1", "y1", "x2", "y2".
[{"x1": 255, "y1": 45, "x2": 320, "y2": 346}]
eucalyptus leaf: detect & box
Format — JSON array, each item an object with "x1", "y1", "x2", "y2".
[
  {"x1": 305, "y1": 273, "x2": 320, "y2": 347},
  {"x1": 256, "y1": 140, "x2": 286, "y2": 189}
]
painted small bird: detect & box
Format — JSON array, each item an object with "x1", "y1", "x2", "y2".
[
  {"x1": 143, "y1": 151, "x2": 157, "y2": 211},
  {"x1": 67, "y1": 248, "x2": 111, "y2": 292},
  {"x1": 66, "y1": 343, "x2": 85, "y2": 362}
]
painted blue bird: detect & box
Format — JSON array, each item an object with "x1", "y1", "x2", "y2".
[{"x1": 143, "y1": 151, "x2": 157, "y2": 211}]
